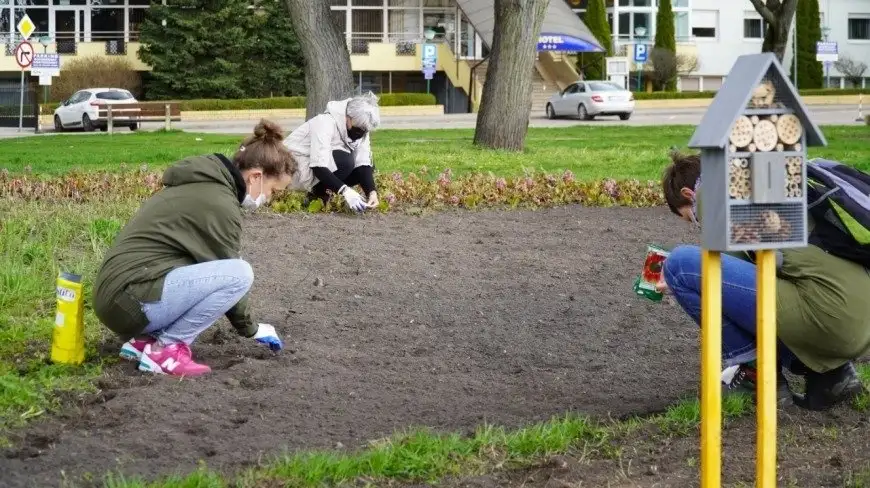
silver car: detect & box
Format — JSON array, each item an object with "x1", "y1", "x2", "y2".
[{"x1": 545, "y1": 80, "x2": 635, "y2": 121}]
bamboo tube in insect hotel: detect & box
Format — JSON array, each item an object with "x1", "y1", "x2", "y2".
[{"x1": 51, "y1": 271, "x2": 86, "y2": 365}]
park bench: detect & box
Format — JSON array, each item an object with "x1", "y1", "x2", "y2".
[{"x1": 95, "y1": 102, "x2": 182, "y2": 133}]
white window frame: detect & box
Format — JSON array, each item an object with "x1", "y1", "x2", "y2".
[
  {"x1": 690, "y1": 9, "x2": 718, "y2": 42},
  {"x1": 847, "y1": 14, "x2": 870, "y2": 42},
  {"x1": 743, "y1": 11, "x2": 765, "y2": 41}
]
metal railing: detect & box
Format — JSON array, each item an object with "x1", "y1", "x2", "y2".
[{"x1": 2, "y1": 32, "x2": 136, "y2": 57}]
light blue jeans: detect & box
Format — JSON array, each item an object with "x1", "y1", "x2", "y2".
[
  {"x1": 662, "y1": 245, "x2": 798, "y2": 370},
  {"x1": 140, "y1": 259, "x2": 254, "y2": 345}
]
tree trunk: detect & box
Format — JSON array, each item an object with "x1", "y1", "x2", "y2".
[
  {"x1": 283, "y1": 0, "x2": 354, "y2": 120},
  {"x1": 751, "y1": 0, "x2": 797, "y2": 62},
  {"x1": 473, "y1": 0, "x2": 550, "y2": 152}
]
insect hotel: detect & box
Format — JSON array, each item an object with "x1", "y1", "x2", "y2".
[{"x1": 688, "y1": 52, "x2": 827, "y2": 251}]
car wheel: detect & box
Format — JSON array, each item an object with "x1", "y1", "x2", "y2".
[
  {"x1": 546, "y1": 103, "x2": 556, "y2": 119},
  {"x1": 82, "y1": 114, "x2": 94, "y2": 132},
  {"x1": 619, "y1": 112, "x2": 632, "y2": 121},
  {"x1": 53, "y1": 115, "x2": 63, "y2": 132},
  {"x1": 578, "y1": 104, "x2": 593, "y2": 121},
  {"x1": 130, "y1": 123, "x2": 139, "y2": 132}
]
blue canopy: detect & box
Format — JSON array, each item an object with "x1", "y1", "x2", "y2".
[
  {"x1": 537, "y1": 33, "x2": 605, "y2": 52},
  {"x1": 455, "y1": 0, "x2": 604, "y2": 53}
]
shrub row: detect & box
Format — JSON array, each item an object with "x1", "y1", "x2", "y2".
[
  {"x1": 0, "y1": 167, "x2": 664, "y2": 211},
  {"x1": 633, "y1": 87, "x2": 869, "y2": 100},
  {"x1": 39, "y1": 92, "x2": 438, "y2": 115}
]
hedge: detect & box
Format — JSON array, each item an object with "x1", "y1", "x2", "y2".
[
  {"x1": 39, "y1": 92, "x2": 437, "y2": 115},
  {"x1": 633, "y1": 87, "x2": 869, "y2": 100}
]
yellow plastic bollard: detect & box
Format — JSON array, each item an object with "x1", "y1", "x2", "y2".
[
  {"x1": 755, "y1": 250, "x2": 777, "y2": 487},
  {"x1": 51, "y1": 271, "x2": 86, "y2": 365},
  {"x1": 700, "y1": 249, "x2": 722, "y2": 488}
]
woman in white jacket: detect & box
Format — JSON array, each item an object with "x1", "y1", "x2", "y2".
[{"x1": 283, "y1": 92, "x2": 381, "y2": 213}]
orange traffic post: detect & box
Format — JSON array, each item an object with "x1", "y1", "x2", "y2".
[
  {"x1": 700, "y1": 249, "x2": 722, "y2": 488},
  {"x1": 755, "y1": 249, "x2": 777, "y2": 487}
]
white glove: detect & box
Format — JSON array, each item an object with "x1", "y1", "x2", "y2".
[
  {"x1": 253, "y1": 323, "x2": 283, "y2": 351},
  {"x1": 339, "y1": 185, "x2": 367, "y2": 213}
]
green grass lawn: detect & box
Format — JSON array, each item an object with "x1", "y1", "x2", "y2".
[
  {"x1": 2, "y1": 125, "x2": 867, "y2": 178},
  {"x1": 1, "y1": 125, "x2": 869, "y2": 485}
]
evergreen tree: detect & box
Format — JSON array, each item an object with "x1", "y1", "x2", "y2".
[
  {"x1": 242, "y1": 0, "x2": 305, "y2": 98},
  {"x1": 795, "y1": 0, "x2": 823, "y2": 89},
  {"x1": 579, "y1": 0, "x2": 611, "y2": 80},
  {"x1": 138, "y1": 0, "x2": 252, "y2": 99},
  {"x1": 653, "y1": 0, "x2": 676, "y2": 91}
]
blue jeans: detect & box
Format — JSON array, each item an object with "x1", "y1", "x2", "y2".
[
  {"x1": 140, "y1": 259, "x2": 254, "y2": 345},
  {"x1": 663, "y1": 245, "x2": 797, "y2": 370}
]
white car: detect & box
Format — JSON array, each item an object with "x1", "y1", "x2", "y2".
[
  {"x1": 53, "y1": 88, "x2": 140, "y2": 132},
  {"x1": 545, "y1": 80, "x2": 635, "y2": 121}
]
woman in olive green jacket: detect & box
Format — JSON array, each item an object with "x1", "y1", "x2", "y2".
[
  {"x1": 658, "y1": 150, "x2": 869, "y2": 411},
  {"x1": 93, "y1": 120, "x2": 296, "y2": 377}
]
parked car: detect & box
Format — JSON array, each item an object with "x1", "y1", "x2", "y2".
[
  {"x1": 545, "y1": 80, "x2": 635, "y2": 121},
  {"x1": 53, "y1": 88, "x2": 140, "y2": 132}
]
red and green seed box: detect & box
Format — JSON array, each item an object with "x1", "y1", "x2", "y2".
[{"x1": 633, "y1": 245, "x2": 670, "y2": 302}]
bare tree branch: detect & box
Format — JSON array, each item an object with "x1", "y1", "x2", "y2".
[{"x1": 749, "y1": 0, "x2": 778, "y2": 24}]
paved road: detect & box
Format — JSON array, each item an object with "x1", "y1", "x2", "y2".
[
  {"x1": 152, "y1": 104, "x2": 869, "y2": 133},
  {"x1": 1, "y1": 104, "x2": 864, "y2": 139}
]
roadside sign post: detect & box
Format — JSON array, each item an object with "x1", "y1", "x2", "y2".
[
  {"x1": 633, "y1": 43, "x2": 648, "y2": 92},
  {"x1": 16, "y1": 14, "x2": 36, "y2": 132},
  {"x1": 815, "y1": 41, "x2": 838, "y2": 89},
  {"x1": 421, "y1": 43, "x2": 437, "y2": 94}
]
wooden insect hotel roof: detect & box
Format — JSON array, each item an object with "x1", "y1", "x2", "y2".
[{"x1": 688, "y1": 52, "x2": 827, "y2": 150}]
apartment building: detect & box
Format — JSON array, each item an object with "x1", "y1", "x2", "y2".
[{"x1": 568, "y1": 0, "x2": 870, "y2": 90}]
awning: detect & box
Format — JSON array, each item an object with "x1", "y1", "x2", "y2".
[{"x1": 454, "y1": 0, "x2": 605, "y2": 53}]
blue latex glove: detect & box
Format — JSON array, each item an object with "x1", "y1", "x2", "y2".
[{"x1": 253, "y1": 323, "x2": 283, "y2": 352}]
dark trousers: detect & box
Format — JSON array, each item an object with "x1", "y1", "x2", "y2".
[{"x1": 309, "y1": 150, "x2": 375, "y2": 202}]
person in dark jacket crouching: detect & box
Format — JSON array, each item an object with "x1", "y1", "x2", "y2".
[{"x1": 93, "y1": 119, "x2": 296, "y2": 377}]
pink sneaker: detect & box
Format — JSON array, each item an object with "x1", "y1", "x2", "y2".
[
  {"x1": 138, "y1": 342, "x2": 212, "y2": 377},
  {"x1": 119, "y1": 336, "x2": 156, "y2": 362}
]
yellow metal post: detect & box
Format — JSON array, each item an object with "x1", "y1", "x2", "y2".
[
  {"x1": 755, "y1": 250, "x2": 777, "y2": 487},
  {"x1": 700, "y1": 249, "x2": 722, "y2": 488}
]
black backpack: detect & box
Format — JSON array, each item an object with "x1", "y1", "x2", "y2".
[{"x1": 806, "y1": 158, "x2": 870, "y2": 268}]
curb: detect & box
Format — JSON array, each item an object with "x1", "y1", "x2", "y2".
[
  {"x1": 635, "y1": 94, "x2": 862, "y2": 109},
  {"x1": 39, "y1": 104, "x2": 445, "y2": 125}
]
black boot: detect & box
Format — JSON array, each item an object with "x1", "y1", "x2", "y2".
[{"x1": 793, "y1": 362, "x2": 866, "y2": 411}]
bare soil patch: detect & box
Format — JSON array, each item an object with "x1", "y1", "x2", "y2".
[{"x1": 2, "y1": 206, "x2": 710, "y2": 487}]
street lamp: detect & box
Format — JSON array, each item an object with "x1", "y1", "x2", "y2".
[
  {"x1": 634, "y1": 26, "x2": 647, "y2": 92},
  {"x1": 821, "y1": 25, "x2": 831, "y2": 88}
]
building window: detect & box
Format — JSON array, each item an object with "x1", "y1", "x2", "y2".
[
  {"x1": 388, "y1": 5, "x2": 420, "y2": 41},
  {"x1": 91, "y1": 7, "x2": 124, "y2": 41},
  {"x1": 674, "y1": 11, "x2": 689, "y2": 41},
  {"x1": 691, "y1": 9, "x2": 717, "y2": 39},
  {"x1": 744, "y1": 14, "x2": 764, "y2": 39},
  {"x1": 848, "y1": 16, "x2": 870, "y2": 40},
  {"x1": 128, "y1": 7, "x2": 146, "y2": 41}
]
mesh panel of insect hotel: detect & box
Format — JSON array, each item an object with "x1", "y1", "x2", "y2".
[{"x1": 688, "y1": 52, "x2": 826, "y2": 252}]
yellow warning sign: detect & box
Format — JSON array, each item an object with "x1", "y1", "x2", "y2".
[{"x1": 17, "y1": 14, "x2": 35, "y2": 40}]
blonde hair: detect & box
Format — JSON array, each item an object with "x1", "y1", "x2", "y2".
[{"x1": 233, "y1": 119, "x2": 297, "y2": 177}]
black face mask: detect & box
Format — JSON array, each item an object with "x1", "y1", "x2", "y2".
[{"x1": 347, "y1": 126, "x2": 367, "y2": 141}]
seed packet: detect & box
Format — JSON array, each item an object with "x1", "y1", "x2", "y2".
[{"x1": 633, "y1": 245, "x2": 670, "y2": 302}]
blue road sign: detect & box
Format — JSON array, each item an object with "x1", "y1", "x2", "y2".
[
  {"x1": 422, "y1": 43, "x2": 437, "y2": 71},
  {"x1": 633, "y1": 43, "x2": 648, "y2": 63}
]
